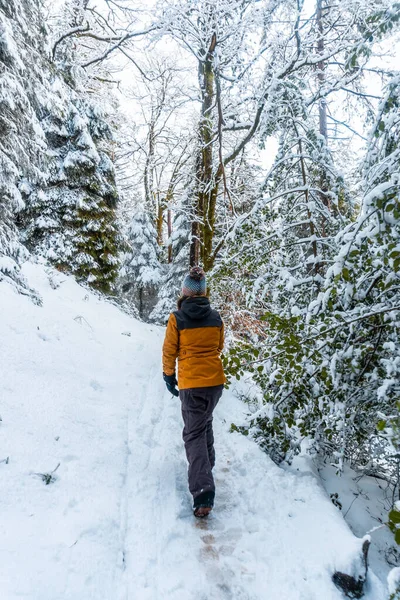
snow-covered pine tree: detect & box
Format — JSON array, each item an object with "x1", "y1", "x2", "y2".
[
  {"x1": 121, "y1": 206, "x2": 163, "y2": 319},
  {"x1": 22, "y1": 93, "x2": 122, "y2": 294},
  {"x1": 0, "y1": 0, "x2": 46, "y2": 296},
  {"x1": 19, "y1": 1, "x2": 122, "y2": 294},
  {"x1": 150, "y1": 208, "x2": 190, "y2": 323}
]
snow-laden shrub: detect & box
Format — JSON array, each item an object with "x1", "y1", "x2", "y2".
[{"x1": 217, "y1": 75, "x2": 400, "y2": 470}]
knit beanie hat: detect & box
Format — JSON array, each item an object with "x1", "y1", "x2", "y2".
[{"x1": 181, "y1": 266, "x2": 207, "y2": 297}]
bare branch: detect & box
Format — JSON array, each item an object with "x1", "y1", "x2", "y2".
[
  {"x1": 327, "y1": 115, "x2": 367, "y2": 141},
  {"x1": 81, "y1": 26, "x2": 158, "y2": 69},
  {"x1": 52, "y1": 23, "x2": 90, "y2": 60}
]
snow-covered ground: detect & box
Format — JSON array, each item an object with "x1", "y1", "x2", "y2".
[
  {"x1": 320, "y1": 462, "x2": 399, "y2": 584},
  {"x1": 0, "y1": 262, "x2": 388, "y2": 599}
]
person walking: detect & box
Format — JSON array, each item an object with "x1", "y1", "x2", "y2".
[{"x1": 162, "y1": 266, "x2": 226, "y2": 518}]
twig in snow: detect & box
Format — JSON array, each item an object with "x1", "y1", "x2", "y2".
[
  {"x1": 343, "y1": 493, "x2": 359, "y2": 518},
  {"x1": 74, "y1": 315, "x2": 93, "y2": 330},
  {"x1": 34, "y1": 462, "x2": 60, "y2": 485}
]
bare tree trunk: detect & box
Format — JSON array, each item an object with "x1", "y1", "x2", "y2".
[
  {"x1": 316, "y1": 0, "x2": 330, "y2": 223},
  {"x1": 317, "y1": 0, "x2": 327, "y2": 142},
  {"x1": 298, "y1": 137, "x2": 319, "y2": 274},
  {"x1": 190, "y1": 218, "x2": 200, "y2": 266},
  {"x1": 292, "y1": 115, "x2": 319, "y2": 276},
  {"x1": 203, "y1": 185, "x2": 218, "y2": 270},
  {"x1": 144, "y1": 120, "x2": 155, "y2": 210},
  {"x1": 167, "y1": 208, "x2": 172, "y2": 263},
  {"x1": 156, "y1": 191, "x2": 163, "y2": 246},
  {"x1": 190, "y1": 32, "x2": 217, "y2": 268}
]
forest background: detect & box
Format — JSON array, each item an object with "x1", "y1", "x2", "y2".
[{"x1": 1, "y1": 0, "x2": 400, "y2": 577}]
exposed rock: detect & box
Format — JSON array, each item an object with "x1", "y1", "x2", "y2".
[{"x1": 332, "y1": 538, "x2": 370, "y2": 599}]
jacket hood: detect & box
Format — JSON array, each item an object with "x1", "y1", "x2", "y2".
[{"x1": 181, "y1": 296, "x2": 211, "y2": 320}]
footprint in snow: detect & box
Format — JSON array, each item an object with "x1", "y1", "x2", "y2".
[
  {"x1": 37, "y1": 331, "x2": 50, "y2": 341},
  {"x1": 89, "y1": 379, "x2": 103, "y2": 391}
]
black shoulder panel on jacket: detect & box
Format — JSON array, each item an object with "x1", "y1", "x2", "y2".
[{"x1": 173, "y1": 309, "x2": 222, "y2": 331}]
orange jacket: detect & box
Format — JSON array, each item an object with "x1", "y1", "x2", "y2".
[{"x1": 162, "y1": 296, "x2": 226, "y2": 390}]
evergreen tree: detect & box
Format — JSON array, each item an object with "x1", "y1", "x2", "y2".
[
  {"x1": 150, "y1": 209, "x2": 190, "y2": 323},
  {"x1": 22, "y1": 93, "x2": 122, "y2": 294},
  {"x1": 0, "y1": 0, "x2": 122, "y2": 295},
  {"x1": 24, "y1": 0, "x2": 122, "y2": 294},
  {"x1": 121, "y1": 207, "x2": 163, "y2": 318},
  {"x1": 0, "y1": 0, "x2": 46, "y2": 296}
]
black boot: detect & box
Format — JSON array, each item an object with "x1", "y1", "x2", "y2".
[{"x1": 193, "y1": 490, "x2": 215, "y2": 518}]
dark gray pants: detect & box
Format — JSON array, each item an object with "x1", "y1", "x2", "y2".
[{"x1": 180, "y1": 385, "x2": 224, "y2": 500}]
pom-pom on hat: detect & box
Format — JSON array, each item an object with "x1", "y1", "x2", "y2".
[{"x1": 182, "y1": 266, "x2": 207, "y2": 297}]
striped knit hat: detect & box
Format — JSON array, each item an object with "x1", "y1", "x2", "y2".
[{"x1": 182, "y1": 266, "x2": 207, "y2": 297}]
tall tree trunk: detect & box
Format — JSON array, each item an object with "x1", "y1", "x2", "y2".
[
  {"x1": 167, "y1": 208, "x2": 172, "y2": 263},
  {"x1": 292, "y1": 116, "x2": 319, "y2": 276},
  {"x1": 190, "y1": 32, "x2": 218, "y2": 268},
  {"x1": 316, "y1": 0, "x2": 330, "y2": 222},
  {"x1": 144, "y1": 120, "x2": 155, "y2": 211},
  {"x1": 317, "y1": 0, "x2": 327, "y2": 142},
  {"x1": 156, "y1": 191, "x2": 163, "y2": 246},
  {"x1": 203, "y1": 185, "x2": 218, "y2": 270}
]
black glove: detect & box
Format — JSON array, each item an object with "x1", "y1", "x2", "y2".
[{"x1": 163, "y1": 373, "x2": 179, "y2": 397}]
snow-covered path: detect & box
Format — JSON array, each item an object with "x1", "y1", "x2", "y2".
[{"x1": 0, "y1": 263, "x2": 387, "y2": 599}]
